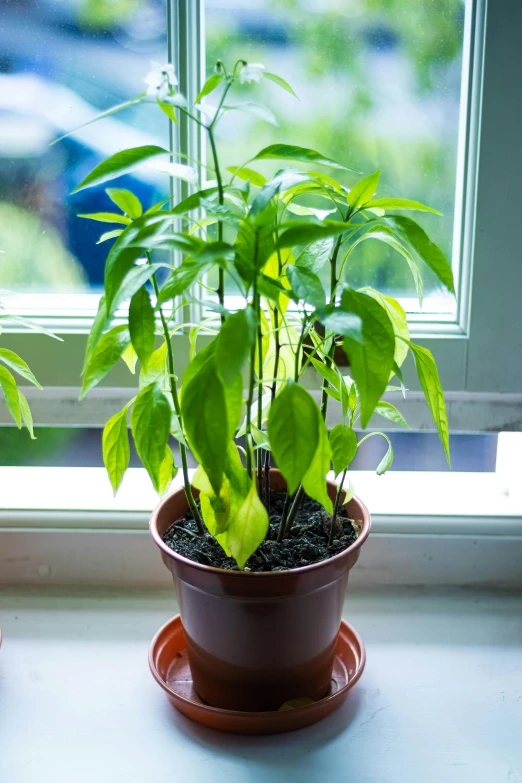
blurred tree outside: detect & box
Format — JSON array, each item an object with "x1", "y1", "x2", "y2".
[{"x1": 205, "y1": 0, "x2": 465, "y2": 306}]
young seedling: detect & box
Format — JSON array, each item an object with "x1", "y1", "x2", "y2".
[{"x1": 67, "y1": 59, "x2": 451, "y2": 569}]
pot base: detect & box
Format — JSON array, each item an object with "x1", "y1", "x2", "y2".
[{"x1": 149, "y1": 615, "x2": 366, "y2": 735}]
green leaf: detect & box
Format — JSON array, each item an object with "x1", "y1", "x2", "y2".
[
  {"x1": 227, "y1": 166, "x2": 267, "y2": 187},
  {"x1": 310, "y1": 357, "x2": 340, "y2": 390},
  {"x1": 267, "y1": 381, "x2": 319, "y2": 494},
  {"x1": 80, "y1": 325, "x2": 130, "y2": 399},
  {"x1": 156, "y1": 263, "x2": 203, "y2": 305},
  {"x1": 215, "y1": 308, "x2": 257, "y2": 386},
  {"x1": 129, "y1": 286, "x2": 155, "y2": 369},
  {"x1": 194, "y1": 240, "x2": 236, "y2": 265},
  {"x1": 251, "y1": 425, "x2": 270, "y2": 449},
  {"x1": 359, "y1": 431, "x2": 394, "y2": 474},
  {"x1": 347, "y1": 170, "x2": 380, "y2": 211},
  {"x1": 103, "y1": 216, "x2": 162, "y2": 314},
  {"x1": 103, "y1": 405, "x2": 131, "y2": 494},
  {"x1": 264, "y1": 72, "x2": 299, "y2": 99},
  {"x1": 361, "y1": 288, "x2": 410, "y2": 370},
  {"x1": 287, "y1": 266, "x2": 326, "y2": 309},
  {"x1": 0, "y1": 314, "x2": 62, "y2": 340},
  {"x1": 227, "y1": 478, "x2": 269, "y2": 569},
  {"x1": 193, "y1": 466, "x2": 231, "y2": 537},
  {"x1": 341, "y1": 289, "x2": 395, "y2": 428},
  {"x1": 366, "y1": 198, "x2": 442, "y2": 215},
  {"x1": 253, "y1": 143, "x2": 353, "y2": 171},
  {"x1": 130, "y1": 383, "x2": 172, "y2": 492},
  {"x1": 317, "y1": 306, "x2": 363, "y2": 341},
  {"x1": 106, "y1": 188, "x2": 143, "y2": 218},
  {"x1": 97, "y1": 230, "x2": 123, "y2": 245},
  {"x1": 140, "y1": 342, "x2": 167, "y2": 388},
  {"x1": 295, "y1": 237, "x2": 334, "y2": 274},
  {"x1": 325, "y1": 387, "x2": 341, "y2": 402},
  {"x1": 82, "y1": 295, "x2": 109, "y2": 375},
  {"x1": 225, "y1": 102, "x2": 278, "y2": 126},
  {"x1": 346, "y1": 225, "x2": 423, "y2": 306},
  {"x1": 78, "y1": 212, "x2": 131, "y2": 225},
  {"x1": 277, "y1": 220, "x2": 351, "y2": 249},
  {"x1": 195, "y1": 73, "x2": 224, "y2": 104},
  {"x1": 170, "y1": 412, "x2": 187, "y2": 446},
  {"x1": 103, "y1": 217, "x2": 173, "y2": 314},
  {"x1": 18, "y1": 390, "x2": 35, "y2": 439},
  {"x1": 330, "y1": 423, "x2": 358, "y2": 474},
  {"x1": 137, "y1": 235, "x2": 203, "y2": 255},
  {"x1": 193, "y1": 444, "x2": 250, "y2": 546},
  {"x1": 171, "y1": 186, "x2": 219, "y2": 216},
  {"x1": 382, "y1": 215, "x2": 455, "y2": 293},
  {"x1": 157, "y1": 446, "x2": 177, "y2": 496},
  {"x1": 121, "y1": 343, "x2": 138, "y2": 374},
  {"x1": 374, "y1": 401, "x2": 409, "y2": 428},
  {"x1": 405, "y1": 341, "x2": 450, "y2": 465},
  {"x1": 302, "y1": 412, "x2": 333, "y2": 513},
  {"x1": 72, "y1": 146, "x2": 168, "y2": 193},
  {"x1": 0, "y1": 365, "x2": 21, "y2": 427},
  {"x1": 278, "y1": 697, "x2": 315, "y2": 711},
  {"x1": 375, "y1": 433, "x2": 394, "y2": 475},
  {"x1": 157, "y1": 99, "x2": 178, "y2": 124},
  {"x1": 51, "y1": 94, "x2": 145, "y2": 145},
  {"x1": 181, "y1": 356, "x2": 229, "y2": 494},
  {"x1": 225, "y1": 372, "x2": 244, "y2": 440},
  {"x1": 0, "y1": 348, "x2": 42, "y2": 388},
  {"x1": 234, "y1": 212, "x2": 276, "y2": 285}
]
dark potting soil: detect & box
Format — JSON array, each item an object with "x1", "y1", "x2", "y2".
[{"x1": 161, "y1": 490, "x2": 360, "y2": 572}]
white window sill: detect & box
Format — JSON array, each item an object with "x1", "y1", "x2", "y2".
[
  {"x1": 0, "y1": 463, "x2": 520, "y2": 531},
  {"x1": 0, "y1": 586, "x2": 520, "y2": 783},
  {"x1": 0, "y1": 455, "x2": 521, "y2": 589}
]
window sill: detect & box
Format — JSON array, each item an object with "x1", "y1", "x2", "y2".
[
  {"x1": 0, "y1": 464, "x2": 521, "y2": 589},
  {"x1": 0, "y1": 586, "x2": 520, "y2": 782}
]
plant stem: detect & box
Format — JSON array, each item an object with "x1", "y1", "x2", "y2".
[
  {"x1": 277, "y1": 490, "x2": 290, "y2": 543},
  {"x1": 267, "y1": 230, "x2": 283, "y2": 519},
  {"x1": 263, "y1": 448, "x2": 271, "y2": 518},
  {"x1": 146, "y1": 253, "x2": 204, "y2": 534},
  {"x1": 207, "y1": 127, "x2": 225, "y2": 321},
  {"x1": 256, "y1": 320, "x2": 264, "y2": 499},
  {"x1": 281, "y1": 234, "x2": 345, "y2": 542},
  {"x1": 329, "y1": 468, "x2": 347, "y2": 546},
  {"x1": 245, "y1": 265, "x2": 259, "y2": 478},
  {"x1": 294, "y1": 316, "x2": 308, "y2": 382},
  {"x1": 281, "y1": 486, "x2": 304, "y2": 540},
  {"x1": 320, "y1": 233, "x2": 344, "y2": 419},
  {"x1": 207, "y1": 79, "x2": 232, "y2": 324}
]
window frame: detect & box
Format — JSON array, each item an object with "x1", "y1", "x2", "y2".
[{"x1": 2, "y1": 0, "x2": 520, "y2": 407}]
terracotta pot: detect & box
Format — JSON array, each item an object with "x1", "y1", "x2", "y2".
[{"x1": 149, "y1": 470, "x2": 370, "y2": 712}]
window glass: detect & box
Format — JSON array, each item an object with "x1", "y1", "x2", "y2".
[
  {"x1": 205, "y1": 0, "x2": 465, "y2": 314},
  {"x1": 0, "y1": 0, "x2": 168, "y2": 294},
  {"x1": 0, "y1": 427, "x2": 497, "y2": 473}
]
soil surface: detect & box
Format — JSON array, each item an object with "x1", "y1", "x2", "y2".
[{"x1": 161, "y1": 490, "x2": 360, "y2": 572}]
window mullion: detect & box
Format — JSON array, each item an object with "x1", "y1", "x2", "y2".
[{"x1": 169, "y1": 0, "x2": 205, "y2": 331}]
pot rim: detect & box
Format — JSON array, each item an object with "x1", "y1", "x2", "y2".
[{"x1": 149, "y1": 477, "x2": 371, "y2": 579}]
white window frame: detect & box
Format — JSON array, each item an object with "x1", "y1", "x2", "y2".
[{"x1": 2, "y1": 0, "x2": 521, "y2": 428}]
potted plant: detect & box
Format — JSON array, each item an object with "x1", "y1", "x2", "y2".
[{"x1": 69, "y1": 59, "x2": 451, "y2": 714}]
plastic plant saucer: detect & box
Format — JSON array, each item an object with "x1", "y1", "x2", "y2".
[{"x1": 149, "y1": 615, "x2": 366, "y2": 735}]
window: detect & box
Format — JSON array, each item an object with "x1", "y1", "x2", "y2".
[
  {"x1": 1, "y1": 0, "x2": 168, "y2": 305},
  {"x1": 0, "y1": 0, "x2": 520, "y2": 424},
  {"x1": 204, "y1": 0, "x2": 464, "y2": 320}
]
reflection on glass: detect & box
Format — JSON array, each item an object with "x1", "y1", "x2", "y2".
[
  {"x1": 205, "y1": 0, "x2": 465, "y2": 313},
  {"x1": 0, "y1": 0, "x2": 168, "y2": 293},
  {"x1": 0, "y1": 426, "x2": 497, "y2": 473}
]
